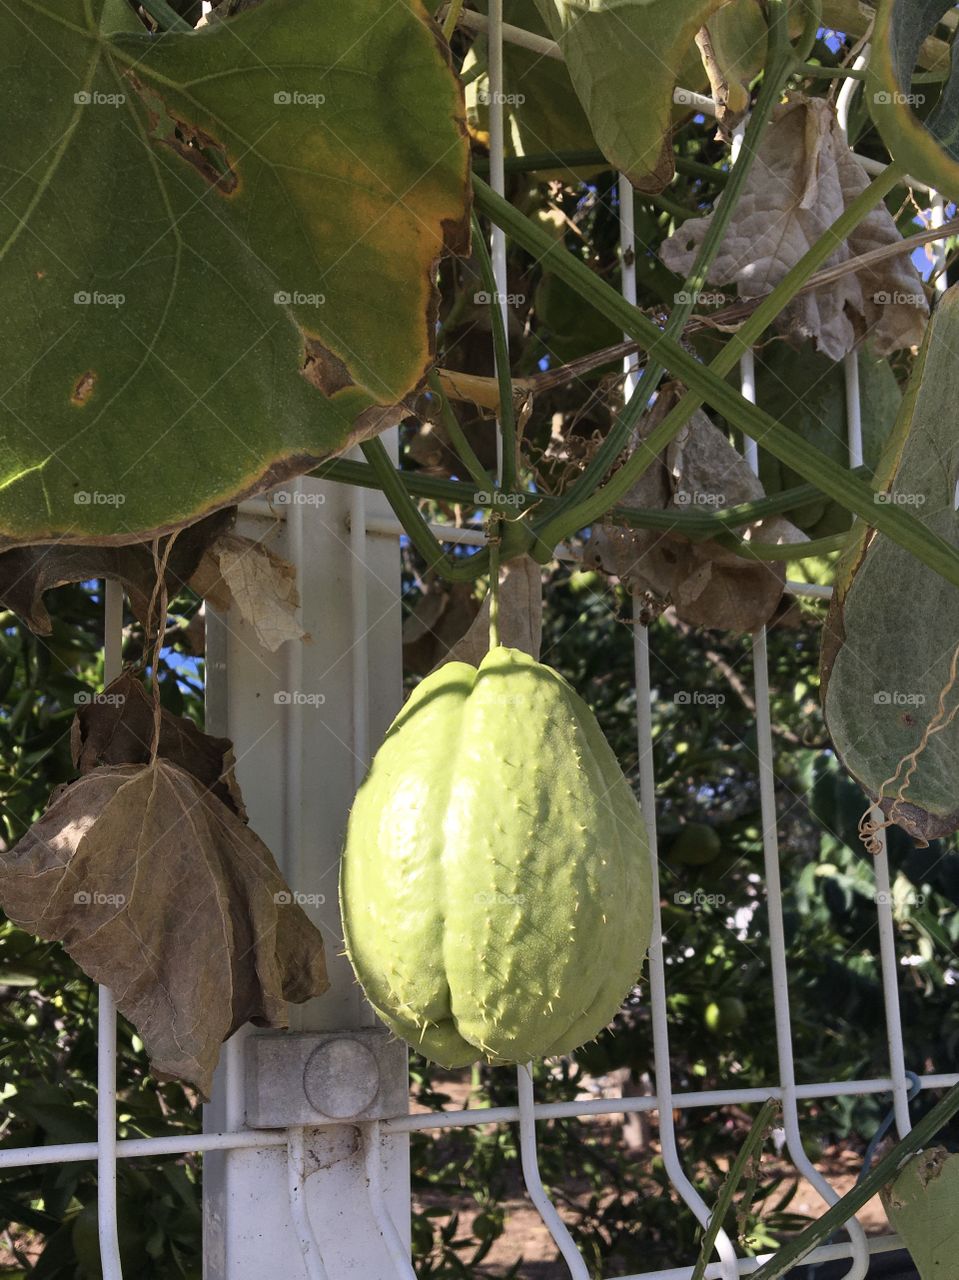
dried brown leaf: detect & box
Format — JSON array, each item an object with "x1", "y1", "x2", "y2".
[
  {"x1": 190, "y1": 533, "x2": 307, "y2": 652},
  {"x1": 0, "y1": 509, "x2": 234, "y2": 636},
  {"x1": 660, "y1": 96, "x2": 929, "y2": 361},
  {"x1": 445, "y1": 555, "x2": 543, "y2": 666},
  {"x1": 70, "y1": 670, "x2": 246, "y2": 820},
  {"x1": 0, "y1": 760, "x2": 328, "y2": 1097},
  {"x1": 586, "y1": 388, "x2": 806, "y2": 631},
  {"x1": 402, "y1": 581, "x2": 482, "y2": 677}
]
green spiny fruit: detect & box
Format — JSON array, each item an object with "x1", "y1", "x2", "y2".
[{"x1": 339, "y1": 646, "x2": 653, "y2": 1067}]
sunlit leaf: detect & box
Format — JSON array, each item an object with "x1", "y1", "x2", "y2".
[{"x1": 0, "y1": 0, "x2": 469, "y2": 544}]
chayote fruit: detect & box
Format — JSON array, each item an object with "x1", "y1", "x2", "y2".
[{"x1": 340, "y1": 646, "x2": 653, "y2": 1067}]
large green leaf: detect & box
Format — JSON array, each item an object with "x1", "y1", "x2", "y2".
[
  {"x1": 752, "y1": 345, "x2": 901, "y2": 538},
  {"x1": 821, "y1": 284, "x2": 959, "y2": 842},
  {"x1": 532, "y1": 0, "x2": 729, "y2": 191},
  {"x1": 0, "y1": 0, "x2": 468, "y2": 544},
  {"x1": 883, "y1": 1148, "x2": 959, "y2": 1278},
  {"x1": 465, "y1": 0, "x2": 602, "y2": 177},
  {"x1": 868, "y1": 0, "x2": 959, "y2": 199}
]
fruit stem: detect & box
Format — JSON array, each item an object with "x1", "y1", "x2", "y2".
[{"x1": 488, "y1": 517, "x2": 502, "y2": 649}]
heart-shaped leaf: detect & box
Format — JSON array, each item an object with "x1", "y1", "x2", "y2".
[
  {"x1": 868, "y1": 0, "x2": 959, "y2": 198},
  {"x1": 661, "y1": 96, "x2": 929, "y2": 362},
  {"x1": 0, "y1": 0, "x2": 469, "y2": 546},
  {"x1": 822, "y1": 284, "x2": 959, "y2": 842},
  {"x1": 531, "y1": 0, "x2": 729, "y2": 192},
  {"x1": 0, "y1": 759, "x2": 328, "y2": 1097},
  {"x1": 70, "y1": 670, "x2": 247, "y2": 819}
]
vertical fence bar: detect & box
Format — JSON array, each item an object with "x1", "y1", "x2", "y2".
[
  {"x1": 488, "y1": 0, "x2": 508, "y2": 483},
  {"x1": 633, "y1": 623, "x2": 740, "y2": 1280},
  {"x1": 96, "y1": 579, "x2": 124, "y2": 1280},
  {"x1": 836, "y1": 48, "x2": 914, "y2": 1141},
  {"x1": 619, "y1": 144, "x2": 739, "y2": 1278},
  {"x1": 485, "y1": 5, "x2": 588, "y2": 1264},
  {"x1": 516, "y1": 1066, "x2": 590, "y2": 1280},
  {"x1": 350, "y1": 479, "x2": 370, "y2": 786},
  {"x1": 741, "y1": 345, "x2": 869, "y2": 1274}
]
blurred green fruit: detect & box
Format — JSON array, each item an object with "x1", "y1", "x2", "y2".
[
  {"x1": 704, "y1": 997, "x2": 747, "y2": 1034},
  {"x1": 670, "y1": 823, "x2": 722, "y2": 866}
]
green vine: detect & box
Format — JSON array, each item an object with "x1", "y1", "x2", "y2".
[
  {"x1": 470, "y1": 212, "x2": 519, "y2": 494},
  {"x1": 539, "y1": 0, "x2": 796, "y2": 532},
  {"x1": 750, "y1": 1081, "x2": 959, "y2": 1279},
  {"x1": 469, "y1": 171, "x2": 959, "y2": 583},
  {"x1": 692, "y1": 1098, "x2": 780, "y2": 1280}
]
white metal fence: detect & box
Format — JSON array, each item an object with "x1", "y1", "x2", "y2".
[{"x1": 2, "y1": 10, "x2": 956, "y2": 1280}]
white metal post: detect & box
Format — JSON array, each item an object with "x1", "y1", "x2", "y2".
[{"x1": 202, "y1": 467, "x2": 409, "y2": 1279}]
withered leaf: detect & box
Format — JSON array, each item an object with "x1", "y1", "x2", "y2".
[
  {"x1": 0, "y1": 761, "x2": 328, "y2": 1097},
  {"x1": 445, "y1": 556, "x2": 544, "y2": 667},
  {"x1": 660, "y1": 96, "x2": 929, "y2": 361},
  {"x1": 586, "y1": 388, "x2": 806, "y2": 631},
  {"x1": 0, "y1": 508, "x2": 234, "y2": 636},
  {"x1": 403, "y1": 581, "x2": 482, "y2": 677},
  {"x1": 189, "y1": 532, "x2": 307, "y2": 653},
  {"x1": 70, "y1": 671, "x2": 246, "y2": 821}
]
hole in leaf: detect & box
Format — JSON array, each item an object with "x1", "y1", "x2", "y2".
[
  {"x1": 302, "y1": 337, "x2": 354, "y2": 397},
  {"x1": 71, "y1": 371, "x2": 97, "y2": 406}
]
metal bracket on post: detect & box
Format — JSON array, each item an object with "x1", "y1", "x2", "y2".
[{"x1": 245, "y1": 1029, "x2": 407, "y2": 1128}]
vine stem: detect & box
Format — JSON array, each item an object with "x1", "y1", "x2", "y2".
[
  {"x1": 426, "y1": 370, "x2": 491, "y2": 490},
  {"x1": 137, "y1": 0, "x2": 193, "y2": 31},
  {"x1": 314, "y1": 456, "x2": 866, "y2": 545},
  {"x1": 542, "y1": 0, "x2": 795, "y2": 531},
  {"x1": 471, "y1": 212, "x2": 518, "y2": 494},
  {"x1": 441, "y1": 0, "x2": 465, "y2": 42},
  {"x1": 691, "y1": 1098, "x2": 780, "y2": 1280},
  {"x1": 359, "y1": 438, "x2": 488, "y2": 582},
  {"x1": 544, "y1": 161, "x2": 911, "y2": 545},
  {"x1": 145, "y1": 532, "x2": 179, "y2": 764},
  {"x1": 488, "y1": 520, "x2": 502, "y2": 649},
  {"x1": 469, "y1": 167, "x2": 959, "y2": 586},
  {"x1": 473, "y1": 152, "x2": 730, "y2": 185},
  {"x1": 749, "y1": 1081, "x2": 959, "y2": 1279}
]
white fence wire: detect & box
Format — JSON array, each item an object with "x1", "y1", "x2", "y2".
[{"x1": 3, "y1": 11, "x2": 958, "y2": 1280}]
